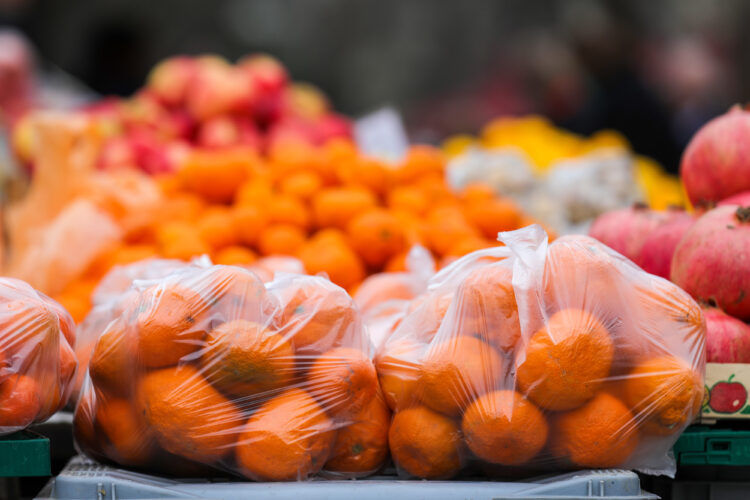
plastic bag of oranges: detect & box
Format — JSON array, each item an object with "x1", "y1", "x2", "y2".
[
  {"x1": 0, "y1": 277, "x2": 78, "y2": 434},
  {"x1": 377, "y1": 225, "x2": 704, "y2": 479},
  {"x1": 74, "y1": 264, "x2": 387, "y2": 480}
]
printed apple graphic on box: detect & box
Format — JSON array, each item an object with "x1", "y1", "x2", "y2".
[{"x1": 709, "y1": 374, "x2": 748, "y2": 414}]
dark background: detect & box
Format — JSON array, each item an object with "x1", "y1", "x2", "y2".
[{"x1": 2, "y1": 0, "x2": 750, "y2": 172}]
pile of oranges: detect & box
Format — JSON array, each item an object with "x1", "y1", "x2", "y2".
[
  {"x1": 376, "y1": 228, "x2": 705, "y2": 478},
  {"x1": 53, "y1": 140, "x2": 545, "y2": 325},
  {"x1": 75, "y1": 264, "x2": 388, "y2": 480},
  {"x1": 0, "y1": 278, "x2": 77, "y2": 433}
]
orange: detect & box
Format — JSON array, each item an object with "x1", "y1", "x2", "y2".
[
  {"x1": 0, "y1": 375, "x2": 41, "y2": 428},
  {"x1": 41, "y1": 295, "x2": 77, "y2": 346},
  {"x1": 623, "y1": 355, "x2": 702, "y2": 435},
  {"x1": 463, "y1": 198, "x2": 523, "y2": 240},
  {"x1": 134, "y1": 283, "x2": 211, "y2": 367},
  {"x1": 86, "y1": 244, "x2": 158, "y2": 280},
  {"x1": 197, "y1": 207, "x2": 238, "y2": 250},
  {"x1": 96, "y1": 397, "x2": 158, "y2": 465},
  {"x1": 393, "y1": 145, "x2": 445, "y2": 185},
  {"x1": 353, "y1": 273, "x2": 416, "y2": 314},
  {"x1": 297, "y1": 234, "x2": 365, "y2": 291},
  {"x1": 89, "y1": 319, "x2": 137, "y2": 396},
  {"x1": 337, "y1": 157, "x2": 390, "y2": 196},
  {"x1": 279, "y1": 170, "x2": 323, "y2": 201},
  {"x1": 375, "y1": 337, "x2": 425, "y2": 411},
  {"x1": 200, "y1": 265, "x2": 274, "y2": 324},
  {"x1": 552, "y1": 392, "x2": 639, "y2": 467},
  {"x1": 418, "y1": 335, "x2": 502, "y2": 416},
  {"x1": 542, "y1": 237, "x2": 622, "y2": 322},
  {"x1": 348, "y1": 209, "x2": 406, "y2": 269},
  {"x1": 258, "y1": 224, "x2": 306, "y2": 256},
  {"x1": 137, "y1": 365, "x2": 243, "y2": 462},
  {"x1": 232, "y1": 204, "x2": 268, "y2": 247},
  {"x1": 201, "y1": 320, "x2": 295, "y2": 397},
  {"x1": 425, "y1": 206, "x2": 479, "y2": 256},
  {"x1": 384, "y1": 251, "x2": 409, "y2": 272},
  {"x1": 516, "y1": 308, "x2": 614, "y2": 411},
  {"x1": 73, "y1": 390, "x2": 107, "y2": 462},
  {"x1": 235, "y1": 388, "x2": 336, "y2": 481},
  {"x1": 163, "y1": 191, "x2": 207, "y2": 219},
  {"x1": 391, "y1": 209, "x2": 428, "y2": 246},
  {"x1": 461, "y1": 183, "x2": 495, "y2": 203},
  {"x1": 0, "y1": 299, "x2": 57, "y2": 359},
  {"x1": 274, "y1": 279, "x2": 358, "y2": 354},
  {"x1": 388, "y1": 405, "x2": 461, "y2": 479},
  {"x1": 235, "y1": 177, "x2": 274, "y2": 207},
  {"x1": 325, "y1": 391, "x2": 391, "y2": 475},
  {"x1": 266, "y1": 194, "x2": 311, "y2": 231},
  {"x1": 156, "y1": 221, "x2": 210, "y2": 261},
  {"x1": 454, "y1": 264, "x2": 520, "y2": 352},
  {"x1": 386, "y1": 186, "x2": 429, "y2": 215},
  {"x1": 445, "y1": 237, "x2": 496, "y2": 258},
  {"x1": 306, "y1": 347, "x2": 378, "y2": 417},
  {"x1": 179, "y1": 148, "x2": 252, "y2": 203},
  {"x1": 462, "y1": 390, "x2": 548, "y2": 465},
  {"x1": 312, "y1": 187, "x2": 377, "y2": 229},
  {"x1": 213, "y1": 245, "x2": 257, "y2": 266}
]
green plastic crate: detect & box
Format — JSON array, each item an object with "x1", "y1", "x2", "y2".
[
  {"x1": 674, "y1": 426, "x2": 750, "y2": 466},
  {"x1": 0, "y1": 430, "x2": 51, "y2": 477}
]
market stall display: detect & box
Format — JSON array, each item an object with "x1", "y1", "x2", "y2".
[{"x1": 443, "y1": 116, "x2": 684, "y2": 234}]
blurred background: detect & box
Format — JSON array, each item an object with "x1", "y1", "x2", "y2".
[{"x1": 0, "y1": 0, "x2": 748, "y2": 172}]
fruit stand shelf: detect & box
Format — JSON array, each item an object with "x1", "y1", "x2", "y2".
[{"x1": 0, "y1": 430, "x2": 51, "y2": 477}]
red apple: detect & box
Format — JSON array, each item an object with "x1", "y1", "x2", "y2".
[
  {"x1": 284, "y1": 82, "x2": 330, "y2": 120},
  {"x1": 196, "y1": 115, "x2": 262, "y2": 150},
  {"x1": 311, "y1": 112, "x2": 353, "y2": 144},
  {"x1": 186, "y1": 56, "x2": 254, "y2": 121},
  {"x1": 238, "y1": 54, "x2": 288, "y2": 126},
  {"x1": 145, "y1": 55, "x2": 197, "y2": 107},
  {"x1": 709, "y1": 374, "x2": 748, "y2": 414}
]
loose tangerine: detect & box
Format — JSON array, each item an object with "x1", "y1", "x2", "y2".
[
  {"x1": 197, "y1": 207, "x2": 239, "y2": 250},
  {"x1": 348, "y1": 209, "x2": 406, "y2": 269},
  {"x1": 232, "y1": 204, "x2": 268, "y2": 247},
  {"x1": 463, "y1": 198, "x2": 523, "y2": 240},
  {"x1": 279, "y1": 170, "x2": 323, "y2": 201},
  {"x1": 386, "y1": 186, "x2": 429, "y2": 215},
  {"x1": 266, "y1": 194, "x2": 311, "y2": 231},
  {"x1": 297, "y1": 234, "x2": 365, "y2": 291},
  {"x1": 312, "y1": 187, "x2": 377, "y2": 230},
  {"x1": 213, "y1": 245, "x2": 257, "y2": 266},
  {"x1": 258, "y1": 224, "x2": 306, "y2": 256}
]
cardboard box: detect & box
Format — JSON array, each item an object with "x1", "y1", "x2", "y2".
[{"x1": 701, "y1": 362, "x2": 750, "y2": 421}]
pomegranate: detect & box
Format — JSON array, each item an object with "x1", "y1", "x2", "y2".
[
  {"x1": 704, "y1": 306, "x2": 750, "y2": 363},
  {"x1": 681, "y1": 105, "x2": 750, "y2": 205},
  {"x1": 719, "y1": 191, "x2": 750, "y2": 207},
  {"x1": 588, "y1": 203, "x2": 668, "y2": 261},
  {"x1": 671, "y1": 206, "x2": 750, "y2": 320},
  {"x1": 635, "y1": 209, "x2": 695, "y2": 279}
]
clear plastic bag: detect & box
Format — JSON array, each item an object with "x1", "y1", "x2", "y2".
[
  {"x1": 74, "y1": 265, "x2": 386, "y2": 480},
  {"x1": 354, "y1": 245, "x2": 435, "y2": 350},
  {"x1": 377, "y1": 225, "x2": 704, "y2": 479},
  {"x1": 0, "y1": 277, "x2": 77, "y2": 434}
]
